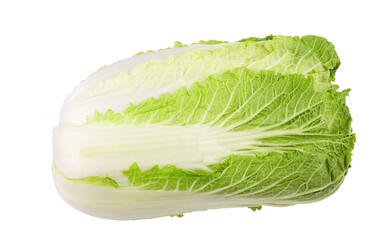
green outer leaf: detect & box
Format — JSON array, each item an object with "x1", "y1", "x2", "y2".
[
  {"x1": 80, "y1": 35, "x2": 340, "y2": 106},
  {"x1": 121, "y1": 135, "x2": 354, "y2": 201},
  {"x1": 88, "y1": 68, "x2": 350, "y2": 136}
]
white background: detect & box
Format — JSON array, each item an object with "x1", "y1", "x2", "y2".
[{"x1": 1, "y1": 0, "x2": 388, "y2": 239}]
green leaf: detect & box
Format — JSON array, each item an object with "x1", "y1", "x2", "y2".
[
  {"x1": 239, "y1": 35, "x2": 275, "y2": 42},
  {"x1": 72, "y1": 175, "x2": 119, "y2": 189},
  {"x1": 134, "y1": 39, "x2": 229, "y2": 56},
  {"x1": 248, "y1": 206, "x2": 262, "y2": 211},
  {"x1": 79, "y1": 35, "x2": 340, "y2": 114}
]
